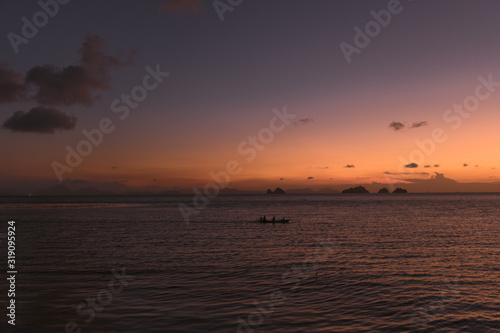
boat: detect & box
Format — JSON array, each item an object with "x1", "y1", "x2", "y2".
[{"x1": 258, "y1": 216, "x2": 290, "y2": 223}]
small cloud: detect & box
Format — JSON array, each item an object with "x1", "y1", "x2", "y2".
[
  {"x1": 307, "y1": 177, "x2": 314, "y2": 180},
  {"x1": 405, "y1": 163, "x2": 419, "y2": 169},
  {"x1": 475, "y1": 165, "x2": 479, "y2": 168},
  {"x1": 294, "y1": 118, "x2": 314, "y2": 126},
  {"x1": 410, "y1": 121, "x2": 428, "y2": 128},
  {"x1": 153, "y1": 179, "x2": 157, "y2": 182},
  {"x1": 111, "y1": 166, "x2": 118, "y2": 169},
  {"x1": 384, "y1": 171, "x2": 429, "y2": 176},
  {"x1": 390, "y1": 120, "x2": 428, "y2": 131},
  {"x1": 160, "y1": 0, "x2": 202, "y2": 13},
  {"x1": 3, "y1": 107, "x2": 77, "y2": 133},
  {"x1": 424, "y1": 165, "x2": 431, "y2": 168},
  {"x1": 434, "y1": 164, "x2": 440, "y2": 168},
  {"x1": 316, "y1": 166, "x2": 329, "y2": 169},
  {"x1": 279, "y1": 178, "x2": 284, "y2": 181},
  {"x1": 344, "y1": 164, "x2": 355, "y2": 168},
  {"x1": 463, "y1": 163, "x2": 468, "y2": 167},
  {"x1": 389, "y1": 121, "x2": 405, "y2": 131}
]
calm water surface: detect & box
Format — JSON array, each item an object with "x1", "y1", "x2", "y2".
[{"x1": 1, "y1": 194, "x2": 499, "y2": 332}]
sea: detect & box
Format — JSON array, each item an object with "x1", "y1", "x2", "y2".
[{"x1": 1, "y1": 193, "x2": 500, "y2": 333}]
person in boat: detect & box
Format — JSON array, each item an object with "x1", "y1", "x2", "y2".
[{"x1": 272, "y1": 216, "x2": 275, "y2": 222}]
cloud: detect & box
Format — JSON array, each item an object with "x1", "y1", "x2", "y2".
[
  {"x1": 424, "y1": 165, "x2": 431, "y2": 168},
  {"x1": 307, "y1": 177, "x2": 314, "y2": 180},
  {"x1": 463, "y1": 163, "x2": 468, "y2": 167},
  {"x1": 405, "y1": 163, "x2": 419, "y2": 168},
  {"x1": 389, "y1": 121, "x2": 405, "y2": 131},
  {"x1": 25, "y1": 34, "x2": 135, "y2": 106},
  {"x1": 344, "y1": 164, "x2": 355, "y2": 168},
  {"x1": 316, "y1": 166, "x2": 329, "y2": 169},
  {"x1": 294, "y1": 118, "x2": 314, "y2": 126},
  {"x1": 280, "y1": 178, "x2": 284, "y2": 181},
  {"x1": 111, "y1": 166, "x2": 118, "y2": 169},
  {"x1": 2, "y1": 107, "x2": 77, "y2": 133},
  {"x1": 389, "y1": 120, "x2": 428, "y2": 131},
  {"x1": 384, "y1": 171, "x2": 429, "y2": 176},
  {"x1": 160, "y1": 0, "x2": 202, "y2": 13},
  {"x1": 0, "y1": 34, "x2": 135, "y2": 107},
  {"x1": 434, "y1": 164, "x2": 440, "y2": 168},
  {"x1": 0, "y1": 64, "x2": 25, "y2": 103},
  {"x1": 410, "y1": 121, "x2": 428, "y2": 128}
]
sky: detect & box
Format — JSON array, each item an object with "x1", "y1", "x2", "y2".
[{"x1": 1, "y1": 0, "x2": 500, "y2": 194}]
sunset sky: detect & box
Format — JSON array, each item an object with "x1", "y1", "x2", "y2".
[{"x1": 1, "y1": 0, "x2": 500, "y2": 193}]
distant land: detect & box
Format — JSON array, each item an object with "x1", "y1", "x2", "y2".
[
  {"x1": 0, "y1": 173, "x2": 499, "y2": 196},
  {"x1": 342, "y1": 186, "x2": 370, "y2": 194},
  {"x1": 267, "y1": 187, "x2": 286, "y2": 194}
]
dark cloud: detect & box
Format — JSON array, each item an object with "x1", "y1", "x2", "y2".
[
  {"x1": 25, "y1": 34, "x2": 135, "y2": 106},
  {"x1": 424, "y1": 165, "x2": 431, "y2": 168},
  {"x1": 410, "y1": 121, "x2": 428, "y2": 128},
  {"x1": 0, "y1": 64, "x2": 25, "y2": 103},
  {"x1": 344, "y1": 164, "x2": 355, "y2": 168},
  {"x1": 434, "y1": 164, "x2": 440, "y2": 168},
  {"x1": 389, "y1": 121, "x2": 428, "y2": 131},
  {"x1": 389, "y1": 121, "x2": 405, "y2": 131},
  {"x1": 463, "y1": 163, "x2": 468, "y2": 167},
  {"x1": 111, "y1": 166, "x2": 118, "y2": 169},
  {"x1": 316, "y1": 166, "x2": 329, "y2": 169},
  {"x1": 0, "y1": 35, "x2": 134, "y2": 107},
  {"x1": 280, "y1": 178, "x2": 284, "y2": 181},
  {"x1": 160, "y1": 0, "x2": 202, "y2": 13},
  {"x1": 405, "y1": 163, "x2": 419, "y2": 168},
  {"x1": 295, "y1": 118, "x2": 314, "y2": 126},
  {"x1": 2, "y1": 107, "x2": 77, "y2": 134},
  {"x1": 384, "y1": 171, "x2": 429, "y2": 176},
  {"x1": 307, "y1": 177, "x2": 314, "y2": 180}
]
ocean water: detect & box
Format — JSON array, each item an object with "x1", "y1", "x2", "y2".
[{"x1": 1, "y1": 193, "x2": 500, "y2": 332}]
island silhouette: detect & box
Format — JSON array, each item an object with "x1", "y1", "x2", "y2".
[
  {"x1": 342, "y1": 186, "x2": 369, "y2": 194},
  {"x1": 341, "y1": 186, "x2": 409, "y2": 194},
  {"x1": 267, "y1": 187, "x2": 286, "y2": 194}
]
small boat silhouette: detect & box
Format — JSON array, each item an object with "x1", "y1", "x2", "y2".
[{"x1": 259, "y1": 216, "x2": 290, "y2": 223}]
